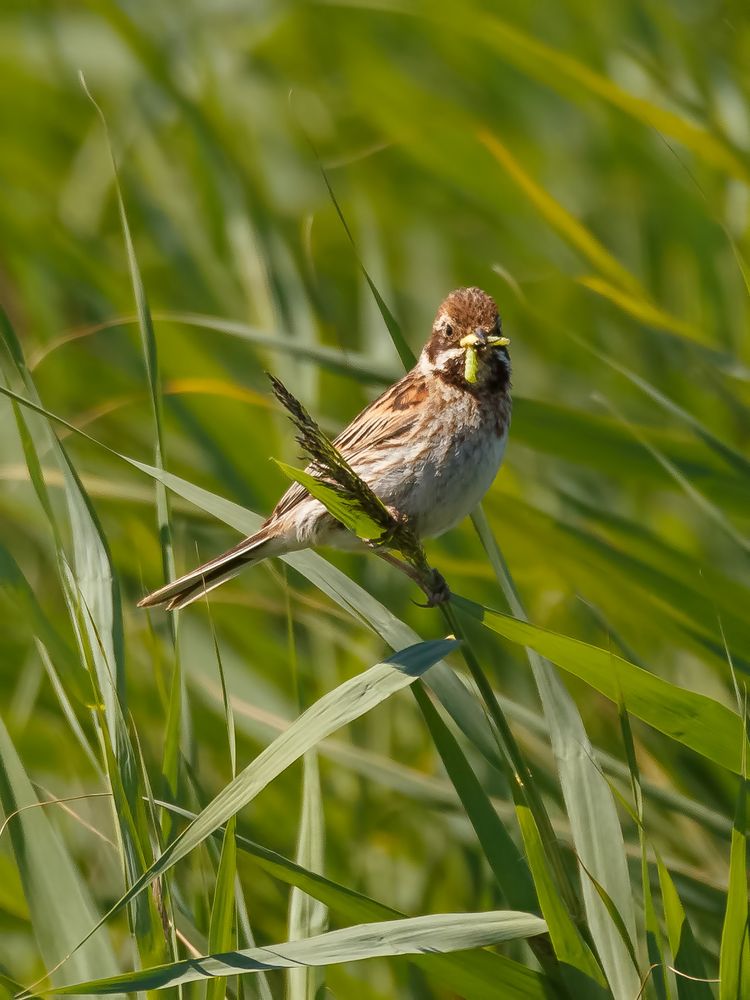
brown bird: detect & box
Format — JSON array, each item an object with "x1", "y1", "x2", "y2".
[{"x1": 138, "y1": 287, "x2": 511, "y2": 610}]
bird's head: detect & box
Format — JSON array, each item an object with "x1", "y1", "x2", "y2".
[{"x1": 421, "y1": 287, "x2": 510, "y2": 390}]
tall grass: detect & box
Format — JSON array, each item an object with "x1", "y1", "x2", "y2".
[{"x1": 0, "y1": 2, "x2": 748, "y2": 997}]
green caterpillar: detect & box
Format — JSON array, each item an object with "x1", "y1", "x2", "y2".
[{"x1": 464, "y1": 346, "x2": 479, "y2": 383}]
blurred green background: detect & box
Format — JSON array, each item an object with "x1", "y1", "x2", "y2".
[{"x1": 0, "y1": 1, "x2": 749, "y2": 997}]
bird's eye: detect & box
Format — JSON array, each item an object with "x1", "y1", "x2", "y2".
[{"x1": 444, "y1": 323, "x2": 453, "y2": 338}]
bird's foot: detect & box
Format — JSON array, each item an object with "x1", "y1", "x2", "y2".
[
  {"x1": 374, "y1": 505, "x2": 411, "y2": 547},
  {"x1": 414, "y1": 569, "x2": 451, "y2": 608}
]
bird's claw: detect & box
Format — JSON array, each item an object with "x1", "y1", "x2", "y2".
[
  {"x1": 375, "y1": 505, "x2": 410, "y2": 547},
  {"x1": 415, "y1": 569, "x2": 451, "y2": 608}
]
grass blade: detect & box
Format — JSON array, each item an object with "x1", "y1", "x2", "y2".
[
  {"x1": 463, "y1": 599, "x2": 744, "y2": 773},
  {"x1": 514, "y1": 804, "x2": 607, "y2": 998},
  {"x1": 158, "y1": 799, "x2": 558, "y2": 1000},
  {"x1": 54, "y1": 910, "x2": 548, "y2": 994},
  {"x1": 461, "y1": 6, "x2": 750, "y2": 181},
  {"x1": 206, "y1": 817, "x2": 237, "y2": 1000},
  {"x1": 469, "y1": 511, "x2": 639, "y2": 999},
  {"x1": 657, "y1": 856, "x2": 714, "y2": 1000},
  {"x1": 34, "y1": 640, "x2": 456, "y2": 983},
  {"x1": 411, "y1": 684, "x2": 537, "y2": 912},
  {"x1": 718, "y1": 704, "x2": 749, "y2": 1000},
  {"x1": 287, "y1": 752, "x2": 327, "y2": 1000},
  {"x1": 0, "y1": 718, "x2": 119, "y2": 989}
]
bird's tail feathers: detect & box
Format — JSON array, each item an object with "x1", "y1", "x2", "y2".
[{"x1": 137, "y1": 527, "x2": 280, "y2": 612}]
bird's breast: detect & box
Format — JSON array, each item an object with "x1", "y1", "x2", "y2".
[{"x1": 380, "y1": 385, "x2": 511, "y2": 538}]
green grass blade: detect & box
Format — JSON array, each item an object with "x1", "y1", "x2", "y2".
[
  {"x1": 206, "y1": 816, "x2": 238, "y2": 1000},
  {"x1": 588, "y1": 345, "x2": 750, "y2": 481},
  {"x1": 158, "y1": 800, "x2": 557, "y2": 1000},
  {"x1": 35, "y1": 640, "x2": 102, "y2": 777},
  {"x1": 463, "y1": 599, "x2": 744, "y2": 773},
  {"x1": 643, "y1": 844, "x2": 671, "y2": 1000},
  {"x1": 38, "y1": 640, "x2": 456, "y2": 979},
  {"x1": 317, "y1": 165, "x2": 416, "y2": 369},
  {"x1": 0, "y1": 718, "x2": 119, "y2": 989},
  {"x1": 275, "y1": 460, "x2": 385, "y2": 540},
  {"x1": 0, "y1": 314, "x2": 166, "y2": 965},
  {"x1": 597, "y1": 395, "x2": 750, "y2": 555},
  {"x1": 614, "y1": 678, "x2": 671, "y2": 1000},
  {"x1": 514, "y1": 804, "x2": 607, "y2": 998},
  {"x1": 287, "y1": 751, "x2": 327, "y2": 1000},
  {"x1": 411, "y1": 683, "x2": 537, "y2": 912},
  {"x1": 81, "y1": 76, "x2": 187, "y2": 845},
  {"x1": 657, "y1": 856, "x2": 714, "y2": 1000},
  {"x1": 0, "y1": 312, "x2": 124, "y2": 729},
  {"x1": 469, "y1": 509, "x2": 640, "y2": 999},
  {"x1": 718, "y1": 710, "x2": 749, "y2": 1000},
  {"x1": 204, "y1": 599, "x2": 240, "y2": 1000},
  {"x1": 53, "y1": 910, "x2": 548, "y2": 994},
  {"x1": 460, "y1": 5, "x2": 750, "y2": 181}
]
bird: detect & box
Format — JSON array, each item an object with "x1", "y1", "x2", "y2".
[{"x1": 138, "y1": 286, "x2": 511, "y2": 611}]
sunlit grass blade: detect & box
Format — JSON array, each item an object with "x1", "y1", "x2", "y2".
[
  {"x1": 81, "y1": 75, "x2": 187, "y2": 846},
  {"x1": 578, "y1": 275, "x2": 710, "y2": 345},
  {"x1": 0, "y1": 312, "x2": 167, "y2": 967},
  {"x1": 157, "y1": 799, "x2": 557, "y2": 999},
  {"x1": 478, "y1": 131, "x2": 718, "y2": 355},
  {"x1": 32, "y1": 639, "x2": 456, "y2": 984},
  {"x1": 461, "y1": 598, "x2": 745, "y2": 773},
  {"x1": 575, "y1": 859, "x2": 640, "y2": 976},
  {"x1": 456, "y1": 5, "x2": 750, "y2": 182},
  {"x1": 275, "y1": 460, "x2": 384, "y2": 540},
  {"x1": 479, "y1": 129, "x2": 642, "y2": 296},
  {"x1": 53, "y1": 909, "x2": 548, "y2": 995}
]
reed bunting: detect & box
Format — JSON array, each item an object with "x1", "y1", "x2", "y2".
[{"x1": 139, "y1": 287, "x2": 511, "y2": 610}]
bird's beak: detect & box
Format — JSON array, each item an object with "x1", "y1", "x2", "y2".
[
  {"x1": 460, "y1": 330, "x2": 486, "y2": 348},
  {"x1": 459, "y1": 330, "x2": 510, "y2": 349}
]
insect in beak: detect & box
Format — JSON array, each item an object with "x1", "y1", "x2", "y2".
[
  {"x1": 459, "y1": 330, "x2": 510, "y2": 349},
  {"x1": 460, "y1": 329, "x2": 510, "y2": 383}
]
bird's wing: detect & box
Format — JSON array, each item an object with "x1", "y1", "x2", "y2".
[{"x1": 269, "y1": 368, "x2": 427, "y2": 522}]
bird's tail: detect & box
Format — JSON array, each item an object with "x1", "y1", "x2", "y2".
[{"x1": 137, "y1": 526, "x2": 283, "y2": 611}]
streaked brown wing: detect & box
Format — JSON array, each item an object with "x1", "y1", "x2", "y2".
[{"x1": 269, "y1": 369, "x2": 426, "y2": 522}]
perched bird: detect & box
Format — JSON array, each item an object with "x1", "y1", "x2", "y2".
[{"x1": 138, "y1": 286, "x2": 511, "y2": 611}]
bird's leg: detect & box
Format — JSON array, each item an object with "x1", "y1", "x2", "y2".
[{"x1": 371, "y1": 548, "x2": 451, "y2": 607}]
